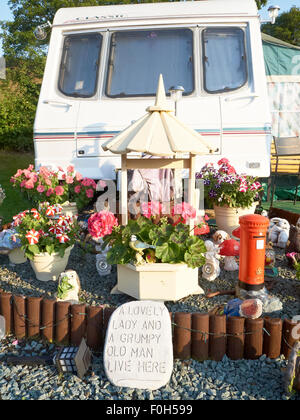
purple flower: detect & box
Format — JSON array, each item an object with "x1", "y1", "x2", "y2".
[{"x1": 209, "y1": 189, "x2": 217, "y2": 198}]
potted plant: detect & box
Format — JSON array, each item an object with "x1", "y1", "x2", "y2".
[
  {"x1": 91, "y1": 204, "x2": 207, "y2": 301},
  {"x1": 13, "y1": 204, "x2": 80, "y2": 281},
  {"x1": 196, "y1": 158, "x2": 263, "y2": 234},
  {"x1": 10, "y1": 164, "x2": 98, "y2": 213}
]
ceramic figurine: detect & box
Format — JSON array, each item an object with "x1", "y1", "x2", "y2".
[
  {"x1": 202, "y1": 240, "x2": 221, "y2": 281},
  {"x1": 219, "y1": 239, "x2": 240, "y2": 271},
  {"x1": 129, "y1": 234, "x2": 156, "y2": 265},
  {"x1": 56, "y1": 270, "x2": 81, "y2": 304},
  {"x1": 212, "y1": 230, "x2": 230, "y2": 246},
  {"x1": 268, "y1": 217, "x2": 290, "y2": 248}
]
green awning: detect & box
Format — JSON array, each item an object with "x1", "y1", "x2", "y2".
[{"x1": 262, "y1": 33, "x2": 300, "y2": 76}]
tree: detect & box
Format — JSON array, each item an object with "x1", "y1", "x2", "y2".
[
  {"x1": 262, "y1": 7, "x2": 300, "y2": 46},
  {"x1": 255, "y1": 0, "x2": 268, "y2": 9}
]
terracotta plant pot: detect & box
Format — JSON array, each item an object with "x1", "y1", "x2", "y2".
[
  {"x1": 30, "y1": 246, "x2": 73, "y2": 281},
  {"x1": 213, "y1": 202, "x2": 258, "y2": 235},
  {"x1": 8, "y1": 248, "x2": 27, "y2": 264}
]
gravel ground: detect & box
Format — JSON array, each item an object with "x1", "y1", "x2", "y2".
[{"x1": 0, "y1": 244, "x2": 299, "y2": 401}]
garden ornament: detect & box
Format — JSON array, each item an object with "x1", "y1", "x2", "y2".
[
  {"x1": 224, "y1": 298, "x2": 263, "y2": 319},
  {"x1": 268, "y1": 217, "x2": 290, "y2": 248},
  {"x1": 202, "y1": 252, "x2": 220, "y2": 281},
  {"x1": 219, "y1": 239, "x2": 240, "y2": 271},
  {"x1": 129, "y1": 234, "x2": 156, "y2": 265},
  {"x1": 202, "y1": 240, "x2": 220, "y2": 281},
  {"x1": 212, "y1": 230, "x2": 230, "y2": 246},
  {"x1": 56, "y1": 270, "x2": 81, "y2": 304},
  {"x1": 1, "y1": 339, "x2": 92, "y2": 379}
]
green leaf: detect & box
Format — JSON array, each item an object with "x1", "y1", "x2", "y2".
[
  {"x1": 28, "y1": 244, "x2": 39, "y2": 255},
  {"x1": 184, "y1": 251, "x2": 206, "y2": 269},
  {"x1": 155, "y1": 242, "x2": 181, "y2": 263},
  {"x1": 107, "y1": 243, "x2": 129, "y2": 265},
  {"x1": 46, "y1": 244, "x2": 54, "y2": 255}
]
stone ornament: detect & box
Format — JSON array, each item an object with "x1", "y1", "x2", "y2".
[
  {"x1": 103, "y1": 300, "x2": 173, "y2": 390},
  {"x1": 56, "y1": 270, "x2": 81, "y2": 304}
]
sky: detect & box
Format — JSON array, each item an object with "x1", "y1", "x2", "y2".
[{"x1": 0, "y1": 0, "x2": 298, "y2": 56}]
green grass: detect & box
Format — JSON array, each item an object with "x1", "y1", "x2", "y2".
[
  {"x1": 262, "y1": 200, "x2": 300, "y2": 214},
  {"x1": 0, "y1": 151, "x2": 34, "y2": 223}
]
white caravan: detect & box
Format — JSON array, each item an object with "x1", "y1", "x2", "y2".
[{"x1": 34, "y1": 0, "x2": 272, "y2": 180}]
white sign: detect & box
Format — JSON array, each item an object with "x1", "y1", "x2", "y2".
[{"x1": 104, "y1": 301, "x2": 173, "y2": 390}]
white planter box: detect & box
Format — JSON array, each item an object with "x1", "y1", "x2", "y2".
[{"x1": 116, "y1": 263, "x2": 204, "y2": 301}]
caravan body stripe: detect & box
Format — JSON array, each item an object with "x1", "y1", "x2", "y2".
[{"x1": 34, "y1": 127, "x2": 271, "y2": 140}]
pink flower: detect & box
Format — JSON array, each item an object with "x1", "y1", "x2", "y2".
[
  {"x1": 46, "y1": 188, "x2": 54, "y2": 197},
  {"x1": 75, "y1": 172, "x2": 83, "y2": 181},
  {"x1": 81, "y1": 178, "x2": 96, "y2": 189},
  {"x1": 20, "y1": 180, "x2": 26, "y2": 188},
  {"x1": 86, "y1": 188, "x2": 94, "y2": 198},
  {"x1": 67, "y1": 165, "x2": 74, "y2": 174},
  {"x1": 39, "y1": 166, "x2": 51, "y2": 178},
  {"x1": 27, "y1": 164, "x2": 34, "y2": 171},
  {"x1": 30, "y1": 173, "x2": 38, "y2": 183},
  {"x1": 218, "y1": 158, "x2": 229, "y2": 165},
  {"x1": 66, "y1": 176, "x2": 74, "y2": 184},
  {"x1": 57, "y1": 166, "x2": 64, "y2": 172},
  {"x1": 55, "y1": 186, "x2": 64, "y2": 196},
  {"x1": 23, "y1": 169, "x2": 31, "y2": 179},
  {"x1": 172, "y1": 202, "x2": 196, "y2": 221},
  {"x1": 74, "y1": 185, "x2": 81, "y2": 194},
  {"x1": 25, "y1": 179, "x2": 35, "y2": 189},
  {"x1": 15, "y1": 169, "x2": 23, "y2": 177},
  {"x1": 141, "y1": 201, "x2": 162, "y2": 219},
  {"x1": 88, "y1": 211, "x2": 118, "y2": 239},
  {"x1": 37, "y1": 184, "x2": 45, "y2": 193}
]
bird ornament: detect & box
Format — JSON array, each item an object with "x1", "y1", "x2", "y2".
[{"x1": 129, "y1": 234, "x2": 156, "y2": 265}]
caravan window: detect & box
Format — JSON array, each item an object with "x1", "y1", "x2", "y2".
[
  {"x1": 202, "y1": 28, "x2": 247, "y2": 93},
  {"x1": 105, "y1": 29, "x2": 194, "y2": 97},
  {"x1": 58, "y1": 33, "x2": 102, "y2": 98}
]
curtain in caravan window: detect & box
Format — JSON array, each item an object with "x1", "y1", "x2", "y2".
[
  {"x1": 202, "y1": 28, "x2": 247, "y2": 93},
  {"x1": 105, "y1": 29, "x2": 194, "y2": 97},
  {"x1": 59, "y1": 33, "x2": 102, "y2": 97}
]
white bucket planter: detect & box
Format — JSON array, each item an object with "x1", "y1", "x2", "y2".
[
  {"x1": 8, "y1": 248, "x2": 27, "y2": 264},
  {"x1": 30, "y1": 246, "x2": 73, "y2": 281},
  {"x1": 61, "y1": 202, "x2": 78, "y2": 217},
  {"x1": 116, "y1": 263, "x2": 204, "y2": 301},
  {"x1": 213, "y1": 202, "x2": 258, "y2": 235}
]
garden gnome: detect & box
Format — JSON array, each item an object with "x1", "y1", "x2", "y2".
[{"x1": 219, "y1": 238, "x2": 240, "y2": 271}]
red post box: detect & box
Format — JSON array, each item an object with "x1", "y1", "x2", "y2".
[{"x1": 238, "y1": 214, "x2": 270, "y2": 292}]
